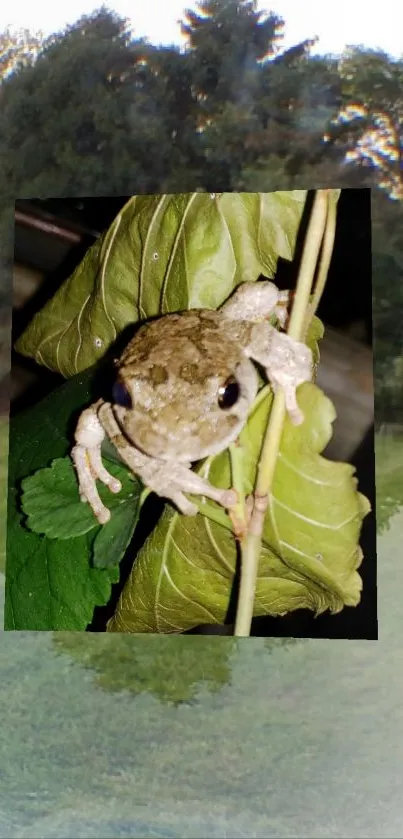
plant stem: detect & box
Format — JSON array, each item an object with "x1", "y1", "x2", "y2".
[
  {"x1": 195, "y1": 499, "x2": 233, "y2": 531},
  {"x1": 228, "y1": 442, "x2": 248, "y2": 540},
  {"x1": 234, "y1": 189, "x2": 332, "y2": 638},
  {"x1": 140, "y1": 488, "x2": 151, "y2": 507},
  {"x1": 304, "y1": 193, "x2": 338, "y2": 339},
  {"x1": 287, "y1": 190, "x2": 331, "y2": 341}
]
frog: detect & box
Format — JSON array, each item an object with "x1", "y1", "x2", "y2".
[{"x1": 71, "y1": 281, "x2": 313, "y2": 524}]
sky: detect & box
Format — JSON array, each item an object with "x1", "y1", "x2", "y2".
[{"x1": 1, "y1": 0, "x2": 402, "y2": 59}]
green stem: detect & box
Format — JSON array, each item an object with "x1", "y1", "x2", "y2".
[
  {"x1": 234, "y1": 190, "x2": 332, "y2": 638},
  {"x1": 287, "y1": 190, "x2": 330, "y2": 342},
  {"x1": 195, "y1": 499, "x2": 233, "y2": 531},
  {"x1": 228, "y1": 442, "x2": 247, "y2": 538},
  {"x1": 139, "y1": 487, "x2": 151, "y2": 507},
  {"x1": 304, "y1": 194, "x2": 338, "y2": 338},
  {"x1": 229, "y1": 443, "x2": 245, "y2": 506},
  {"x1": 233, "y1": 530, "x2": 261, "y2": 635}
]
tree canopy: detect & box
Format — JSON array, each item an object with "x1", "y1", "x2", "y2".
[{"x1": 1, "y1": 1, "x2": 402, "y2": 416}]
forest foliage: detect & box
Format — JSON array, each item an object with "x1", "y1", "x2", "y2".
[{"x1": 1, "y1": 0, "x2": 402, "y2": 417}]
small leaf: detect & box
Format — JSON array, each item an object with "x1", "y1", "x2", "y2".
[
  {"x1": 21, "y1": 456, "x2": 142, "y2": 546},
  {"x1": 21, "y1": 457, "x2": 99, "y2": 538},
  {"x1": 375, "y1": 435, "x2": 403, "y2": 534}
]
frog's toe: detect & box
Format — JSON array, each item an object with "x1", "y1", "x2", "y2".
[
  {"x1": 284, "y1": 389, "x2": 305, "y2": 425},
  {"x1": 87, "y1": 448, "x2": 122, "y2": 493},
  {"x1": 96, "y1": 506, "x2": 111, "y2": 525},
  {"x1": 221, "y1": 487, "x2": 238, "y2": 509},
  {"x1": 78, "y1": 484, "x2": 111, "y2": 524},
  {"x1": 172, "y1": 493, "x2": 199, "y2": 516}
]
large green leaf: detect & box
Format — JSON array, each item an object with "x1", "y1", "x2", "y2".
[
  {"x1": 108, "y1": 384, "x2": 370, "y2": 633},
  {"x1": 4, "y1": 368, "x2": 125, "y2": 630},
  {"x1": 15, "y1": 191, "x2": 309, "y2": 377}
]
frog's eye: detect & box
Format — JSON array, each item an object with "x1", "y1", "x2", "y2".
[
  {"x1": 112, "y1": 380, "x2": 132, "y2": 409},
  {"x1": 218, "y1": 375, "x2": 241, "y2": 409}
]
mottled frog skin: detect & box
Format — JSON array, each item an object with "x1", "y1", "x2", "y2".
[{"x1": 71, "y1": 281, "x2": 312, "y2": 523}]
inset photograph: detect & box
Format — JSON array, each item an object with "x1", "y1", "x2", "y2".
[{"x1": 6, "y1": 189, "x2": 376, "y2": 636}]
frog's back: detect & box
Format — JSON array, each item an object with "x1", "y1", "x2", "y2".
[{"x1": 118, "y1": 308, "x2": 239, "y2": 376}]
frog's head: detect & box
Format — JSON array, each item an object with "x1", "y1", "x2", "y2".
[{"x1": 110, "y1": 354, "x2": 258, "y2": 463}]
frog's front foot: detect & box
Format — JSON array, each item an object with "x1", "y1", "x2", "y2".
[
  {"x1": 72, "y1": 406, "x2": 122, "y2": 525},
  {"x1": 265, "y1": 335, "x2": 313, "y2": 426}
]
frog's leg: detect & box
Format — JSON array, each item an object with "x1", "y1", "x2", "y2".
[
  {"x1": 221, "y1": 281, "x2": 290, "y2": 326},
  {"x1": 246, "y1": 324, "x2": 313, "y2": 425},
  {"x1": 98, "y1": 403, "x2": 237, "y2": 517},
  {"x1": 159, "y1": 464, "x2": 237, "y2": 516},
  {"x1": 71, "y1": 401, "x2": 123, "y2": 524}
]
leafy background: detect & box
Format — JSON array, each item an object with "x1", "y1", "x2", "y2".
[{"x1": 6, "y1": 188, "x2": 370, "y2": 633}]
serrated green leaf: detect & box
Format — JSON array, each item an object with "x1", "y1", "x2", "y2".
[
  {"x1": 4, "y1": 366, "x2": 128, "y2": 630},
  {"x1": 21, "y1": 457, "x2": 100, "y2": 538},
  {"x1": 15, "y1": 191, "x2": 312, "y2": 377},
  {"x1": 5, "y1": 494, "x2": 119, "y2": 631},
  {"x1": 0, "y1": 416, "x2": 9, "y2": 575},
  {"x1": 21, "y1": 455, "x2": 142, "y2": 545},
  {"x1": 108, "y1": 384, "x2": 370, "y2": 634}
]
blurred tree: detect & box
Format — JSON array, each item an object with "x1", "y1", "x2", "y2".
[
  {"x1": 140, "y1": 45, "x2": 204, "y2": 191},
  {"x1": 240, "y1": 48, "x2": 346, "y2": 190},
  {"x1": 0, "y1": 26, "x2": 43, "y2": 81},
  {"x1": 329, "y1": 47, "x2": 403, "y2": 199},
  {"x1": 0, "y1": 9, "x2": 193, "y2": 198},
  {"x1": 180, "y1": 3, "x2": 345, "y2": 191},
  {"x1": 372, "y1": 191, "x2": 403, "y2": 399},
  {"x1": 1, "y1": 2, "x2": 403, "y2": 418},
  {"x1": 180, "y1": 0, "x2": 283, "y2": 187},
  {"x1": 181, "y1": 0, "x2": 283, "y2": 105},
  {"x1": 53, "y1": 632, "x2": 237, "y2": 703}
]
